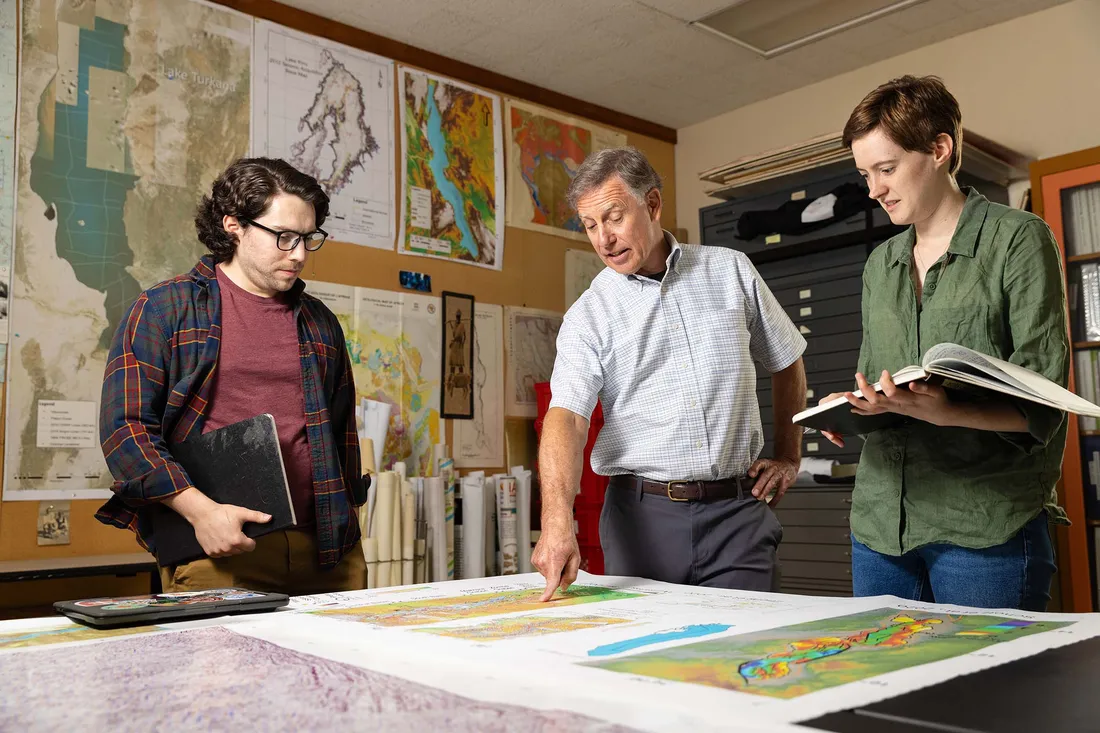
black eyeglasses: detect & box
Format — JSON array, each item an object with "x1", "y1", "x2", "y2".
[{"x1": 240, "y1": 218, "x2": 328, "y2": 252}]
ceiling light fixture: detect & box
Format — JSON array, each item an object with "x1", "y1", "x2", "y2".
[{"x1": 691, "y1": 0, "x2": 930, "y2": 59}]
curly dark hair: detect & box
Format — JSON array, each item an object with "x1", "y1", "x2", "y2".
[{"x1": 195, "y1": 157, "x2": 330, "y2": 263}]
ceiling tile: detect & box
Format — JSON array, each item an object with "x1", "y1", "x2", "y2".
[
  {"x1": 270, "y1": 0, "x2": 1071, "y2": 129},
  {"x1": 634, "y1": 0, "x2": 742, "y2": 23}
]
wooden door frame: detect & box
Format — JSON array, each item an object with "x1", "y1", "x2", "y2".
[{"x1": 1030, "y1": 145, "x2": 1100, "y2": 612}]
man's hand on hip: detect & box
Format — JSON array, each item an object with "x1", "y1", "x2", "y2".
[
  {"x1": 531, "y1": 520, "x2": 581, "y2": 602},
  {"x1": 747, "y1": 457, "x2": 798, "y2": 508}
]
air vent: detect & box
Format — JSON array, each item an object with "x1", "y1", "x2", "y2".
[{"x1": 691, "y1": 0, "x2": 929, "y2": 58}]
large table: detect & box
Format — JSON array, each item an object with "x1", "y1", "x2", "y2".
[{"x1": 1, "y1": 573, "x2": 1096, "y2": 732}]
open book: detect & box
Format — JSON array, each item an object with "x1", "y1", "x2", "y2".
[{"x1": 792, "y1": 342, "x2": 1100, "y2": 435}]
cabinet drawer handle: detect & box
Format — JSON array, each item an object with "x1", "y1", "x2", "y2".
[
  {"x1": 715, "y1": 225, "x2": 737, "y2": 235},
  {"x1": 713, "y1": 211, "x2": 736, "y2": 221}
]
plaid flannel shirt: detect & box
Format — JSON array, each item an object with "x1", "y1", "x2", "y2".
[{"x1": 96, "y1": 256, "x2": 365, "y2": 569}]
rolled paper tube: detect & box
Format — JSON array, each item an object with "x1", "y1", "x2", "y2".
[
  {"x1": 359, "y1": 437, "x2": 376, "y2": 475},
  {"x1": 402, "y1": 494, "x2": 415, "y2": 558},
  {"x1": 496, "y1": 477, "x2": 518, "y2": 575},
  {"x1": 439, "y1": 459, "x2": 455, "y2": 579},
  {"x1": 512, "y1": 469, "x2": 533, "y2": 574},
  {"x1": 391, "y1": 483, "x2": 404, "y2": 580},
  {"x1": 392, "y1": 484, "x2": 405, "y2": 590},
  {"x1": 460, "y1": 477, "x2": 485, "y2": 580},
  {"x1": 363, "y1": 537, "x2": 379, "y2": 590},
  {"x1": 419, "y1": 539, "x2": 428, "y2": 583},
  {"x1": 431, "y1": 444, "x2": 447, "y2": 475},
  {"x1": 402, "y1": 493, "x2": 415, "y2": 585},
  {"x1": 425, "y1": 477, "x2": 446, "y2": 582},
  {"x1": 376, "y1": 561, "x2": 391, "y2": 589},
  {"x1": 357, "y1": 502, "x2": 370, "y2": 542},
  {"x1": 375, "y1": 472, "x2": 397, "y2": 569}
]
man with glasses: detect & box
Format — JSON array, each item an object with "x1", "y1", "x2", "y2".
[{"x1": 97, "y1": 157, "x2": 367, "y2": 594}]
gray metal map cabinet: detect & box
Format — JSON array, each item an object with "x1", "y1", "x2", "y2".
[{"x1": 701, "y1": 168, "x2": 1008, "y2": 597}]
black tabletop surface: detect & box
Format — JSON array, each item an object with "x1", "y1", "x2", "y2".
[{"x1": 803, "y1": 635, "x2": 1100, "y2": 732}]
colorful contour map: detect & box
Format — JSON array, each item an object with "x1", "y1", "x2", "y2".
[
  {"x1": 586, "y1": 608, "x2": 1070, "y2": 699},
  {"x1": 417, "y1": 615, "x2": 631, "y2": 641},
  {"x1": 313, "y1": 586, "x2": 642, "y2": 627}
]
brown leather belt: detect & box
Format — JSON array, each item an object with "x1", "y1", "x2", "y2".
[{"x1": 609, "y1": 474, "x2": 748, "y2": 502}]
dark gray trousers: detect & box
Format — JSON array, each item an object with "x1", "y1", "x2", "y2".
[{"x1": 599, "y1": 483, "x2": 783, "y2": 591}]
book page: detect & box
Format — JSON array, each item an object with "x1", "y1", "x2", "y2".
[{"x1": 924, "y1": 343, "x2": 1100, "y2": 417}]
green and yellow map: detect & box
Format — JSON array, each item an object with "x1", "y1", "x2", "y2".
[
  {"x1": 314, "y1": 586, "x2": 641, "y2": 627},
  {"x1": 399, "y1": 67, "x2": 502, "y2": 270},
  {"x1": 587, "y1": 608, "x2": 1070, "y2": 699}
]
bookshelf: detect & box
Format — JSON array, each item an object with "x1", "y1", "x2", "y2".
[{"x1": 1030, "y1": 145, "x2": 1100, "y2": 612}]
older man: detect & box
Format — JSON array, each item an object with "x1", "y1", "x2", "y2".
[{"x1": 531, "y1": 146, "x2": 807, "y2": 600}]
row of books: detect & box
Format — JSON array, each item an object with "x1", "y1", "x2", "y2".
[
  {"x1": 1076, "y1": 350, "x2": 1100, "y2": 432},
  {"x1": 1076, "y1": 263, "x2": 1100, "y2": 342},
  {"x1": 1065, "y1": 183, "x2": 1100, "y2": 256}
]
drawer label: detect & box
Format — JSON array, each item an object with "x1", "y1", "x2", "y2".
[
  {"x1": 806, "y1": 442, "x2": 819, "y2": 453},
  {"x1": 799, "y1": 289, "x2": 812, "y2": 300},
  {"x1": 765, "y1": 234, "x2": 782, "y2": 245},
  {"x1": 799, "y1": 325, "x2": 811, "y2": 334},
  {"x1": 806, "y1": 388, "x2": 815, "y2": 399},
  {"x1": 790, "y1": 190, "x2": 807, "y2": 201},
  {"x1": 799, "y1": 306, "x2": 812, "y2": 316}
]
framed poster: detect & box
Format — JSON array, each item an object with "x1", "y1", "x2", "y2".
[{"x1": 441, "y1": 292, "x2": 475, "y2": 419}]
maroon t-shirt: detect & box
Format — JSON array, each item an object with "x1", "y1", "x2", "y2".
[{"x1": 204, "y1": 266, "x2": 315, "y2": 527}]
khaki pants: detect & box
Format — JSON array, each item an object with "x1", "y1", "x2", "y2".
[{"x1": 159, "y1": 529, "x2": 366, "y2": 596}]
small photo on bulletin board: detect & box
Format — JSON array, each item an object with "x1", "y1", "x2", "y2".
[{"x1": 442, "y1": 291, "x2": 475, "y2": 419}]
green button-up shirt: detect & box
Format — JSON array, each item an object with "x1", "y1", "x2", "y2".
[{"x1": 852, "y1": 187, "x2": 1070, "y2": 556}]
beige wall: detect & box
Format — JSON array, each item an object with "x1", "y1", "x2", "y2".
[{"x1": 676, "y1": 0, "x2": 1100, "y2": 242}]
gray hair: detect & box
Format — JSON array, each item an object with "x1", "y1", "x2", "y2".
[{"x1": 566, "y1": 146, "x2": 663, "y2": 210}]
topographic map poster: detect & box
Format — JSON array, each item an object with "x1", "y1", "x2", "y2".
[
  {"x1": 398, "y1": 67, "x2": 504, "y2": 270},
  {"x1": 504, "y1": 306, "x2": 562, "y2": 418},
  {"x1": 454, "y1": 302, "x2": 503, "y2": 468},
  {"x1": 564, "y1": 248, "x2": 605, "y2": 310},
  {"x1": 5, "y1": 0, "x2": 251, "y2": 500},
  {"x1": 307, "y1": 281, "x2": 441, "y2": 476},
  {"x1": 252, "y1": 21, "x2": 395, "y2": 250},
  {"x1": 0, "y1": 0, "x2": 15, "y2": 342},
  {"x1": 505, "y1": 99, "x2": 626, "y2": 242}
]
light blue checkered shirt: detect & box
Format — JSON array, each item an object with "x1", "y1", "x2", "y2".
[{"x1": 549, "y1": 231, "x2": 806, "y2": 482}]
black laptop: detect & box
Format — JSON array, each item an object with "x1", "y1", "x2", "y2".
[{"x1": 54, "y1": 588, "x2": 289, "y2": 628}]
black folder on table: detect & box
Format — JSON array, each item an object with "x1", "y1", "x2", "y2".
[{"x1": 151, "y1": 413, "x2": 296, "y2": 567}]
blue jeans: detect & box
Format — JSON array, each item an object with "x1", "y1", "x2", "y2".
[{"x1": 851, "y1": 512, "x2": 1056, "y2": 611}]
